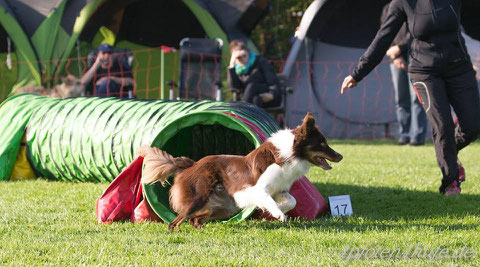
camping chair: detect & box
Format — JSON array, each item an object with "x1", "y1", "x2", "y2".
[
  {"x1": 264, "y1": 74, "x2": 293, "y2": 128},
  {"x1": 86, "y1": 48, "x2": 134, "y2": 98},
  {"x1": 176, "y1": 38, "x2": 223, "y2": 100}
]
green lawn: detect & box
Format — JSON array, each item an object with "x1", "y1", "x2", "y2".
[{"x1": 1, "y1": 140, "x2": 479, "y2": 266}]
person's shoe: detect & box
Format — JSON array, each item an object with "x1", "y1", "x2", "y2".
[
  {"x1": 458, "y1": 158, "x2": 465, "y2": 184},
  {"x1": 397, "y1": 139, "x2": 409, "y2": 145},
  {"x1": 444, "y1": 180, "x2": 461, "y2": 196},
  {"x1": 409, "y1": 141, "x2": 424, "y2": 146}
]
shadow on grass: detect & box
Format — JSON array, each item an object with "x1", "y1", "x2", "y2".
[{"x1": 234, "y1": 182, "x2": 480, "y2": 232}]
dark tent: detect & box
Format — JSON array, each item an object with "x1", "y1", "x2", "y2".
[{"x1": 282, "y1": 0, "x2": 480, "y2": 139}]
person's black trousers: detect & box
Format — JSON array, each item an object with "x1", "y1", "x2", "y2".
[
  {"x1": 242, "y1": 82, "x2": 281, "y2": 108},
  {"x1": 410, "y1": 64, "x2": 480, "y2": 193}
]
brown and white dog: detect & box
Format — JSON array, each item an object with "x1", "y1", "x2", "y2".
[
  {"x1": 138, "y1": 112, "x2": 343, "y2": 230},
  {"x1": 15, "y1": 74, "x2": 83, "y2": 98}
]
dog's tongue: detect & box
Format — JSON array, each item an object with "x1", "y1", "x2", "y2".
[{"x1": 315, "y1": 157, "x2": 332, "y2": 170}]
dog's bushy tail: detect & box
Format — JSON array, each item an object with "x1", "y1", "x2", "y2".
[{"x1": 138, "y1": 146, "x2": 194, "y2": 185}]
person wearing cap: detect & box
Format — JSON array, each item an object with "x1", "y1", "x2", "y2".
[{"x1": 81, "y1": 44, "x2": 135, "y2": 97}]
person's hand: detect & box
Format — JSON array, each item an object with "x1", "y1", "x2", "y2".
[
  {"x1": 259, "y1": 92, "x2": 274, "y2": 103},
  {"x1": 393, "y1": 57, "x2": 407, "y2": 70},
  {"x1": 386, "y1": 45, "x2": 401, "y2": 60},
  {"x1": 229, "y1": 50, "x2": 243, "y2": 67},
  {"x1": 473, "y1": 65, "x2": 480, "y2": 81},
  {"x1": 340, "y1": 75, "x2": 357, "y2": 94},
  {"x1": 93, "y1": 53, "x2": 109, "y2": 69},
  {"x1": 93, "y1": 54, "x2": 103, "y2": 67},
  {"x1": 95, "y1": 77, "x2": 109, "y2": 86}
]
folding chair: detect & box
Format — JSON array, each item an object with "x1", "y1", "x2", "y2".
[
  {"x1": 263, "y1": 74, "x2": 293, "y2": 127},
  {"x1": 176, "y1": 38, "x2": 223, "y2": 100}
]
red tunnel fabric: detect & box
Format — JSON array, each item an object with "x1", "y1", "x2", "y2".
[{"x1": 95, "y1": 156, "x2": 144, "y2": 224}]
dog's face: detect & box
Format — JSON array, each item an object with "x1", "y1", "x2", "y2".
[
  {"x1": 293, "y1": 112, "x2": 343, "y2": 170},
  {"x1": 58, "y1": 75, "x2": 83, "y2": 97}
]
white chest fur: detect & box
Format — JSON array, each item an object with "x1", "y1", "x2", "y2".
[
  {"x1": 256, "y1": 159, "x2": 311, "y2": 195},
  {"x1": 262, "y1": 129, "x2": 311, "y2": 193}
]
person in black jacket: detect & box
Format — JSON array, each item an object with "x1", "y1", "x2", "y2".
[
  {"x1": 382, "y1": 4, "x2": 428, "y2": 146},
  {"x1": 341, "y1": 0, "x2": 480, "y2": 196},
  {"x1": 227, "y1": 40, "x2": 281, "y2": 108}
]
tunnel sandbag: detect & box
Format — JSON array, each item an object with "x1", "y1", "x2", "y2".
[{"x1": 10, "y1": 134, "x2": 36, "y2": 180}]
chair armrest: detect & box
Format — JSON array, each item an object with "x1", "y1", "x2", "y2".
[{"x1": 167, "y1": 80, "x2": 177, "y2": 87}]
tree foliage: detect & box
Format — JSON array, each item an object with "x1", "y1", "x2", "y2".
[{"x1": 251, "y1": 0, "x2": 314, "y2": 68}]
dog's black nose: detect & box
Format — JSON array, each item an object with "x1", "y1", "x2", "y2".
[{"x1": 336, "y1": 153, "x2": 343, "y2": 161}]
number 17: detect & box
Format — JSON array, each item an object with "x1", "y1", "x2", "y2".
[{"x1": 334, "y1": 204, "x2": 348, "y2": 214}]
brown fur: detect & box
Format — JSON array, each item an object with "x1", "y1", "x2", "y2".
[
  {"x1": 15, "y1": 75, "x2": 83, "y2": 98},
  {"x1": 138, "y1": 146, "x2": 194, "y2": 185},
  {"x1": 139, "y1": 113, "x2": 343, "y2": 230}
]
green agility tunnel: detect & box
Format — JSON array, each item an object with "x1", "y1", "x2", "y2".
[
  {"x1": 0, "y1": 94, "x2": 327, "y2": 222},
  {"x1": 0, "y1": 93, "x2": 278, "y2": 182}
]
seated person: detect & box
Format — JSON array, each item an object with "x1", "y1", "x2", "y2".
[
  {"x1": 227, "y1": 40, "x2": 281, "y2": 108},
  {"x1": 81, "y1": 44, "x2": 135, "y2": 97}
]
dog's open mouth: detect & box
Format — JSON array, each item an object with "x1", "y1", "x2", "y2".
[{"x1": 314, "y1": 156, "x2": 332, "y2": 170}]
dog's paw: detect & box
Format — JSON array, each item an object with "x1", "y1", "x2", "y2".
[
  {"x1": 168, "y1": 222, "x2": 178, "y2": 231},
  {"x1": 271, "y1": 211, "x2": 287, "y2": 223},
  {"x1": 189, "y1": 218, "x2": 203, "y2": 229}
]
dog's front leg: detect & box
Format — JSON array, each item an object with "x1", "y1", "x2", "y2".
[
  {"x1": 257, "y1": 189, "x2": 287, "y2": 222},
  {"x1": 234, "y1": 164, "x2": 287, "y2": 222},
  {"x1": 274, "y1": 192, "x2": 296, "y2": 213},
  {"x1": 234, "y1": 187, "x2": 286, "y2": 222}
]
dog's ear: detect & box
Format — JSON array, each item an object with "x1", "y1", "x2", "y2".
[
  {"x1": 301, "y1": 112, "x2": 316, "y2": 131},
  {"x1": 294, "y1": 112, "x2": 317, "y2": 145}
]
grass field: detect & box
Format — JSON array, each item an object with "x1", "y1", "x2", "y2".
[{"x1": 1, "y1": 140, "x2": 479, "y2": 266}]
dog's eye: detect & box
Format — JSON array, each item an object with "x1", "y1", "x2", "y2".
[{"x1": 320, "y1": 143, "x2": 327, "y2": 147}]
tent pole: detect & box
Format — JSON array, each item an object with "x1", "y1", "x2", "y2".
[
  {"x1": 161, "y1": 50, "x2": 165, "y2": 99},
  {"x1": 6, "y1": 37, "x2": 12, "y2": 70}
]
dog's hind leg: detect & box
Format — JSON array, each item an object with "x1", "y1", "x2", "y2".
[
  {"x1": 168, "y1": 196, "x2": 208, "y2": 231},
  {"x1": 188, "y1": 211, "x2": 211, "y2": 229},
  {"x1": 188, "y1": 217, "x2": 203, "y2": 229}
]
